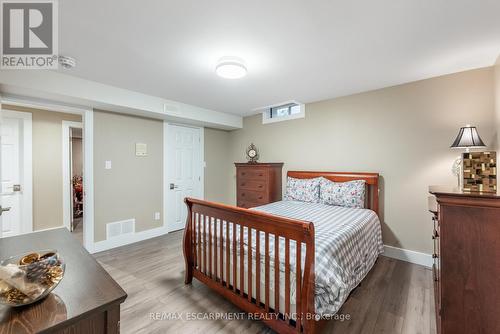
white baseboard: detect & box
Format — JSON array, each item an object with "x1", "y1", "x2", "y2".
[
  {"x1": 93, "y1": 224, "x2": 169, "y2": 253},
  {"x1": 382, "y1": 245, "x2": 432, "y2": 268}
]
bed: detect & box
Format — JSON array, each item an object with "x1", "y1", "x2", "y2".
[{"x1": 183, "y1": 171, "x2": 382, "y2": 333}]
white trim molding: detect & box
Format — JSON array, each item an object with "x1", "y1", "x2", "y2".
[
  {"x1": 82, "y1": 108, "x2": 94, "y2": 253},
  {"x1": 199, "y1": 126, "x2": 205, "y2": 199},
  {"x1": 382, "y1": 245, "x2": 432, "y2": 268},
  {"x1": 163, "y1": 121, "x2": 168, "y2": 235},
  {"x1": 62, "y1": 121, "x2": 83, "y2": 231}
]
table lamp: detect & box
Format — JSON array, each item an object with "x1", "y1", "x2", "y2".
[{"x1": 450, "y1": 124, "x2": 486, "y2": 189}]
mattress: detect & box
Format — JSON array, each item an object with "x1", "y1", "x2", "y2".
[{"x1": 196, "y1": 200, "x2": 383, "y2": 316}]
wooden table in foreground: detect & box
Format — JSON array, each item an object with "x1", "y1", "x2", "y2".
[{"x1": 0, "y1": 228, "x2": 127, "y2": 334}]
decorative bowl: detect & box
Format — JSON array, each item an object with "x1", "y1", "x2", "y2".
[{"x1": 0, "y1": 250, "x2": 65, "y2": 307}]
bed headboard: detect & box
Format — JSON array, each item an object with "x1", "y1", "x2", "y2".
[{"x1": 287, "y1": 171, "x2": 380, "y2": 215}]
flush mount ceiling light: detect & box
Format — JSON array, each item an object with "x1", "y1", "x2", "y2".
[{"x1": 215, "y1": 56, "x2": 247, "y2": 79}]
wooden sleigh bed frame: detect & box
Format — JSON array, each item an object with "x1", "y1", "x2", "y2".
[{"x1": 183, "y1": 171, "x2": 379, "y2": 334}]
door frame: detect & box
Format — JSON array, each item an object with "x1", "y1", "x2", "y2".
[
  {"x1": 0, "y1": 108, "x2": 33, "y2": 235},
  {"x1": 163, "y1": 122, "x2": 204, "y2": 232},
  {"x1": 1, "y1": 95, "x2": 95, "y2": 252},
  {"x1": 62, "y1": 121, "x2": 83, "y2": 231}
]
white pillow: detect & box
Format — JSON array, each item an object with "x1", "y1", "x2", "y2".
[
  {"x1": 320, "y1": 178, "x2": 366, "y2": 208},
  {"x1": 285, "y1": 177, "x2": 321, "y2": 203}
]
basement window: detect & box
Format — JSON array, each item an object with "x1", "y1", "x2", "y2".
[{"x1": 262, "y1": 101, "x2": 305, "y2": 124}]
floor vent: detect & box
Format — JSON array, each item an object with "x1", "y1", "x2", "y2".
[{"x1": 106, "y1": 219, "x2": 136, "y2": 239}]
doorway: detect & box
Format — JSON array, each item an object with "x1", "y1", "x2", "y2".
[
  {"x1": 165, "y1": 124, "x2": 204, "y2": 232},
  {"x1": 0, "y1": 97, "x2": 94, "y2": 251},
  {"x1": 0, "y1": 109, "x2": 33, "y2": 238},
  {"x1": 62, "y1": 121, "x2": 84, "y2": 243}
]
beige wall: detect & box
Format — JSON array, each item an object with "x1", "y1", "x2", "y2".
[
  {"x1": 93, "y1": 110, "x2": 163, "y2": 242},
  {"x1": 72, "y1": 137, "x2": 83, "y2": 177},
  {"x1": 204, "y1": 128, "x2": 232, "y2": 203},
  {"x1": 4, "y1": 105, "x2": 82, "y2": 231},
  {"x1": 222, "y1": 67, "x2": 495, "y2": 254}
]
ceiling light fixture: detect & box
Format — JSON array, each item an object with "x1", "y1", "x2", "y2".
[{"x1": 215, "y1": 56, "x2": 247, "y2": 79}]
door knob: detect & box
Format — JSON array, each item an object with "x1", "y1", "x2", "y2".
[
  {"x1": 0, "y1": 206, "x2": 11, "y2": 216},
  {"x1": 169, "y1": 183, "x2": 179, "y2": 190}
]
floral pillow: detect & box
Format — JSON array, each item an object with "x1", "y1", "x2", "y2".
[
  {"x1": 320, "y1": 178, "x2": 366, "y2": 209},
  {"x1": 285, "y1": 177, "x2": 321, "y2": 203}
]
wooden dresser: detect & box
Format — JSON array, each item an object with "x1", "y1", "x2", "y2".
[
  {"x1": 235, "y1": 163, "x2": 283, "y2": 208},
  {"x1": 0, "y1": 228, "x2": 127, "y2": 333},
  {"x1": 429, "y1": 186, "x2": 500, "y2": 334}
]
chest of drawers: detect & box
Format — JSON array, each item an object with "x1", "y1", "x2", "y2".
[
  {"x1": 235, "y1": 163, "x2": 283, "y2": 208},
  {"x1": 429, "y1": 186, "x2": 500, "y2": 334}
]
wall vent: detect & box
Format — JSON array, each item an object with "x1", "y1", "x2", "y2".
[{"x1": 106, "y1": 219, "x2": 136, "y2": 239}]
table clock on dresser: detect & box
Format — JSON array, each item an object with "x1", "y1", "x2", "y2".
[
  {"x1": 235, "y1": 163, "x2": 283, "y2": 208},
  {"x1": 428, "y1": 186, "x2": 500, "y2": 334}
]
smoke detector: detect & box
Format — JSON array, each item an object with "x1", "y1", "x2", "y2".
[{"x1": 58, "y1": 56, "x2": 76, "y2": 69}]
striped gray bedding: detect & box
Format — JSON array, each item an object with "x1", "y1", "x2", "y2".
[{"x1": 251, "y1": 200, "x2": 383, "y2": 315}]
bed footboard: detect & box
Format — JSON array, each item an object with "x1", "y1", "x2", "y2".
[{"x1": 183, "y1": 198, "x2": 317, "y2": 333}]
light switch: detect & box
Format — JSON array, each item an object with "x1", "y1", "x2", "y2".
[
  {"x1": 136, "y1": 143, "x2": 148, "y2": 157},
  {"x1": 154, "y1": 212, "x2": 161, "y2": 220},
  {"x1": 105, "y1": 160, "x2": 112, "y2": 169}
]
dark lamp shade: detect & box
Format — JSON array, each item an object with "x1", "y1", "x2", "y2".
[{"x1": 450, "y1": 126, "x2": 486, "y2": 149}]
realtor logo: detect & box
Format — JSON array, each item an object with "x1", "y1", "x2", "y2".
[{"x1": 1, "y1": 0, "x2": 58, "y2": 69}]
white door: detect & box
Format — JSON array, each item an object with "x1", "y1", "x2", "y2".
[
  {"x1": 0, "y1": 106, "x2": 3, "y2": 237},
  {"x1": 1, "y1": 116, "x2": 22, "y2": 237},
  {"x1": 62, "y1": 121, "x2": 83, "y2": 231},
  {"x1": 166, "y1": 124, "x2": 203, "y2": 232},
  {"x1": 0, "y1": 109, "x2": 32, "y2": 237}
]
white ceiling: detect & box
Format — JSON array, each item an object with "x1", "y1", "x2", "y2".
[{"x1": 58, "y1": 0, "x2": 500, "y2": 116}]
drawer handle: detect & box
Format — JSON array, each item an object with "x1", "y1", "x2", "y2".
[
  {"x1": 241, "y1": 183, "x2": 246, "y2": 186},
  {"x1": 258, "y1": 185, "x2": 263, "y2": 188},
  {"x1": 258, "y1": 174, "x2": 263, "y2": 177},
  {"x1": 432, "y1": 253, "x2": 438, "y2": 259},
  {"x1": 258, "y1": 196, "x2": 263, "y2": 200},
  {"x1": 242, "y1": 172, "x2": 246, "y2": 176},
  {"x1": 241, "y1": 193, "x2": 245, "y2": 197}
]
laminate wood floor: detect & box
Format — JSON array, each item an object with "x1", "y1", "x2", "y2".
[
  {"x1": 71, "y1": 217, "x2": 83, "y2": 244},
  {"x1": 94, "y1": 231, "x2": 435, "y2": 334}
]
